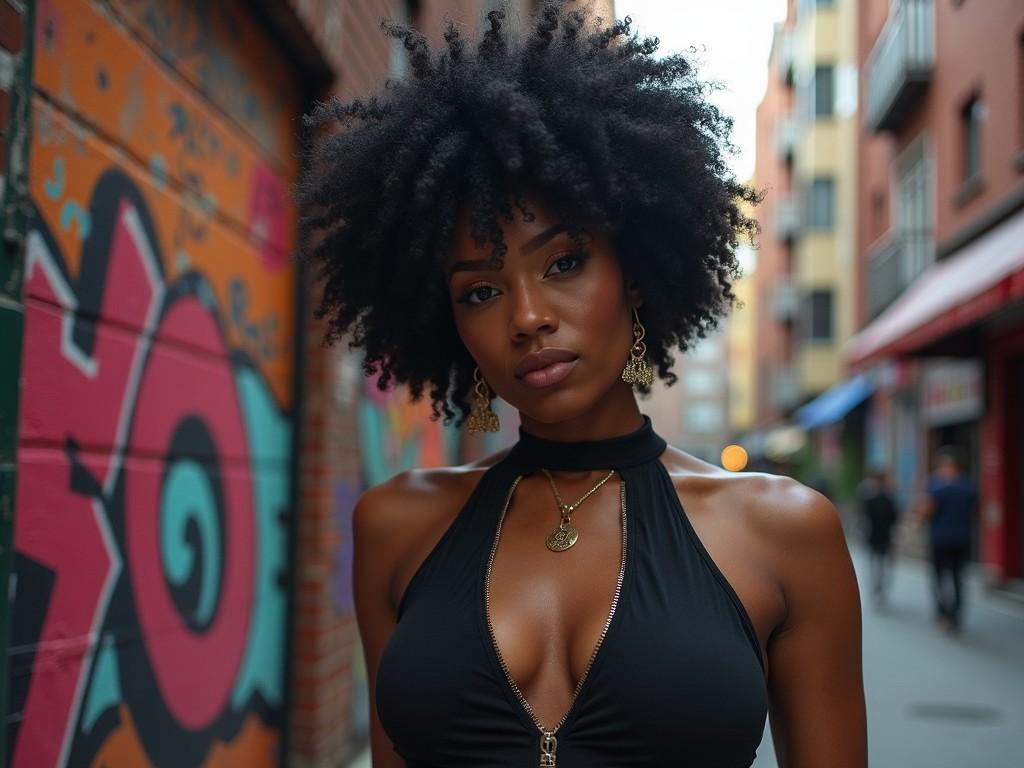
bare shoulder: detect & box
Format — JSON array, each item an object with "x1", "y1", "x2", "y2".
[
  {"x1": 661, "y1": 445, "x2": 843, "y2": 545},
  {"x1": 659, "y1": 445, "x2": 851, "y2": 633},
  {"x1": 673, "y1": 455, "x2": 855, "y2": 633},
  {"x1": 353, "y1": 449, "x2": 510, "y2": 611},
  {"x1": 356, "y1": 448, "x2": 507, "y2": 520}
]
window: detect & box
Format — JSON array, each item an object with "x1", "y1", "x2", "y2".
[
  {"x1": 808, "y1": 177, "x2": 835, "y2": 231},
  {"x1": 689, "y1": 336, "x2": 722, "y2": 362},
  {"x1": 961, "y1": 94, "x2": 984, "y2": 181},
  {"x1": 896, "y1": 137, "x2": 933, "y2": 277},
  {"x1": 389, "y1": 2, "x2": 420, "y2": 78},
  {"x1": 813, "y1": 65, "x2": 835, "y2": 118},
  {"x1": 803, "y1": 290, "x2": 833, "y2": 340},
  {"x1": 685, "y1": 403, "x2": 723, "y2": 433},
  {"x1": 797, "y1": 0, "x2": 833, "y2": 16},
  {"x1": 683, "y1": 369, "x2": 720, "y2": 395}
]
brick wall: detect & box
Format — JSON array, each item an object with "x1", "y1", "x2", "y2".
[{"x1": 288, "y1": 1, "x2": 394, "y2": 765}]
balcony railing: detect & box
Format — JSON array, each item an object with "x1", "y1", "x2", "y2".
[
  {"x1": 776, "y1": 28, "x2": 795, "y2": 87},
  {"x1": 776, "y1": 115, "x2": 796, "y2": 163},
  {"x1": 773, "y1": 277, "x2": 800, "y2": 323},
  {"x1": 865, "y1": 0, "x2": 934, "y2": 133},
  {"x1": 867, "y1": 228, "x2": 934, "y2": 319},
  {"x1": 775, "y1": 197, "x2": 801, "y2": 243}
]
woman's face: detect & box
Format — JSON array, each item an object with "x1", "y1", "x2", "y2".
[{"x1": 447, "y1": 197, "x2": 639, "y2": 427}]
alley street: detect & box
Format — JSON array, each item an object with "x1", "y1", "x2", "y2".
[{"x1": 753, "y1": 544, "x2": 1024, "y2": 768}]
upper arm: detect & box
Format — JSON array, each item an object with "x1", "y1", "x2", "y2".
[
  {"x1": 352, "y1": 482, "x2": 409, "y2": 768},
  {"x1": 764, "y1": 483, "x2": 867, "y2": 768}
]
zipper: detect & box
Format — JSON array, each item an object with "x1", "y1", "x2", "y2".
[{"x1": 484, "y1": 475, "x2": 628, "y2": 767}]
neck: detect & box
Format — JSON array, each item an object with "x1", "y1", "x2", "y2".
[{"x1": 517, "y1": 382, "x2": 644, "y2": 443}]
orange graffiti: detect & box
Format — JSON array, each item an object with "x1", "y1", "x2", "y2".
[
  {"x1": 30, "y1": 101, "x2": 295, "y2": 408},
  {"x1": 88, "y1": 705, "x2": 280, "y2": 767}
]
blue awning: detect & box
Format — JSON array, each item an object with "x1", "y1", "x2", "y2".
[{"x1": 794, "y1": 373, "x2": 875, "y2": 430}]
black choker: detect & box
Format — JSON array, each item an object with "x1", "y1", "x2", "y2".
[{"x1": 508, "y1": 415, "x2": 667, "y2": 471}]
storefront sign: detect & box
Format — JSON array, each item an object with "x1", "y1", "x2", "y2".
[{"x1": 921, "y1": 358, "x2": 984, "y2": 426}]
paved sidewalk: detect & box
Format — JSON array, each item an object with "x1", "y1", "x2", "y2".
[{"x1": 753, "y1": 545, "x2": 1024, "y2": 768}]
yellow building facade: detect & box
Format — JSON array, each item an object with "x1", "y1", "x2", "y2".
[{"x1": 791, "y1": 0, "x2": 858, "y2": 397}]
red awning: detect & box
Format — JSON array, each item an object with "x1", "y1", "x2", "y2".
[{"x1": 847, "y1": 210, "x2": 1024, "y2": 367}]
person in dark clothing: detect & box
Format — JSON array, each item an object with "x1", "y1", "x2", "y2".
[
  {"x1": 858, "y1": 469, "x2": 899, "y2": 608},
  {"x1": 917, "y1": 446, "x2": 978, "y2": 633}
]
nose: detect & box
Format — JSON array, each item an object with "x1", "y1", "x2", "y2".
[{"x1": 508, "y1": 280, "x2": 558, "y2": 342}]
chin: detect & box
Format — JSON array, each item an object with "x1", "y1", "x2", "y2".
[{"x1": 507, "y1": 385, "x2": 604, "y2": 425}]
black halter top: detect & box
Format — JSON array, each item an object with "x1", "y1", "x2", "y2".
[{"x1": 375, "y1": 416, "x2": 768, "y2": 767}]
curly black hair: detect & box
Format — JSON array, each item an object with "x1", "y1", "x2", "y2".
[{"x1": 296, "y1": 0, "x2": 760, "y2": 424}]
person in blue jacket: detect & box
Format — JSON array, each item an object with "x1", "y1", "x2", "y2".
[{"x1": 918, "y1": 446, "x2": 978, "y2": 633}]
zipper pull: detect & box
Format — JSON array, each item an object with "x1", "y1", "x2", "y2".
[{"x1": 540, "y1": 730, "x2": 557, "y2": 766}]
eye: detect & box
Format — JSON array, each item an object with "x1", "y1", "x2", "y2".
[
  {"x1": 457, "y1": 284, "x2": 501, "y2": 306},
  {"x1": 545, "y1": 252, "x2": 587, "y2": 277}
]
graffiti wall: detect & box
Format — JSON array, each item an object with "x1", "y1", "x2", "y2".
[{"x1": 8, "y1": 0, "x2": 299, "y2": 765}]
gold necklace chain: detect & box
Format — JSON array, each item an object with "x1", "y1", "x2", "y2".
[{"x1": 540, "y1": 468, "x2": 616, "y2": 552}]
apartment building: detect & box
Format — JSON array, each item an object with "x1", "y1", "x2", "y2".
[
  {"x1": 850, "y1": 0, "x2": 1024, "y2": 583},
  {"x1": 750, "y1": 0, "x2": 860, "y2": 480}
]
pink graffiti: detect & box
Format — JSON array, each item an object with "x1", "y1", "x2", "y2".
[
  {"x1": 362, "y1": 370, "x2": 450, "y2": 472},
  {"x1": 125, "y1": 294, "x2": 254, "y2": 729},
  {"x1": 247, "y1": 162, "x2": 288, "y2": 271},
  {"x1": 36, "y1": 0, "x2": 64, "y2": 53},
  {"x1": 16, "y1": 199, "x2": 158, "y2": 768},
  {"x1": 16, "y1": 190, "x2": 255, "y2": 764}
]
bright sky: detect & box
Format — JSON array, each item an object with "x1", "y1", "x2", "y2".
[{"x1": 614, "y1": 0, "x2": 788, "y2": 184}]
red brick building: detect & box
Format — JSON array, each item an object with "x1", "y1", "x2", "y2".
[{"x1": 850, "y1": 0, "x2": 1024, "y2": 584}]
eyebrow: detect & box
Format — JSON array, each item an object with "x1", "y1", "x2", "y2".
[{"x1": 448, "y1": 223, "x2": 569, "y2": 277}]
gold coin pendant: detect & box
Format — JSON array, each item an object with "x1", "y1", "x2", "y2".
[{"x1": 545, "y1": 524, "x2": 579, "y2": 552}]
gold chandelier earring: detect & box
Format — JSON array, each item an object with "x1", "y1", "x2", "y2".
[
  {"x1": 466, "y1": 366, "x2": 501, "y2": 433},
  {"x1": 621, "y1": 307, "x2": 654, "y2": 387}
]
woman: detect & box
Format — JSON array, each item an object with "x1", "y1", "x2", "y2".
[{"x1": 298, "y1": 3, "x2": 866, "y2": 766}]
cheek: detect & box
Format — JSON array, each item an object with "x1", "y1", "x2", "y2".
[{"x1": 570, "y1": 260, "x2": 630, "y2": 349}]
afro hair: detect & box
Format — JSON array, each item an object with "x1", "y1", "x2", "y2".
[{"x1": 296, "y1": 0, "x2": 760, "y2": 424}]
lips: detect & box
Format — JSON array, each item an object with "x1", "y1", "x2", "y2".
[{"x1": 514, "y1": 348, "x2": 579, "y2": 389}]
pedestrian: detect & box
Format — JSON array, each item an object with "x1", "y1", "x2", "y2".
[
  {"x1": 297, "y1": 3, "x2": 866, "y2": 766},
  {"x1": 916, "y1": 446, "x2": 978, "y2": 633},
  {"x1": 857, "y1": 468, "x2": 899, "y2": 608}
]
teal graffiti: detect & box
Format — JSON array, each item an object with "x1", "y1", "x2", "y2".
[
  {"x1": 161, "y1": 460, "x2": 221, "y2": 627},
  {"x1": 230, "y1": 367, "x2": 290, "y2": 709},
  {"x1": 149, "y1": 154, "x2": 169, "y2": 191},
  {"x1": 59, "y1": 200, "x2": 92, "y2": 241},
  {"x1": 358, "y1": 401, "x2": 424, "y2": 487},
  {"x1": 45, "y1": 157, "x2": 92, "y2": 240},
  {"x1": 81, "y1": 633, "x2": 121, "y2": 735},
  {"x1": 356, "y1": 401, "x2": 462, "y2": 487},
  {"x1": 43, "y1": 157, "x2": 65, "y2": 200}
]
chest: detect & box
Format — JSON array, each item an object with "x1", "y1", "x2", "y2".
[
  {"x1": 487, "y1": 478, "x2": 626, "y2": 727},
  {"x1": 378, "y1": 467, "x2": 772, "y2": 767},
  {"x1": 484, "y1": 473, "x2": 777, "y2": 729}
]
